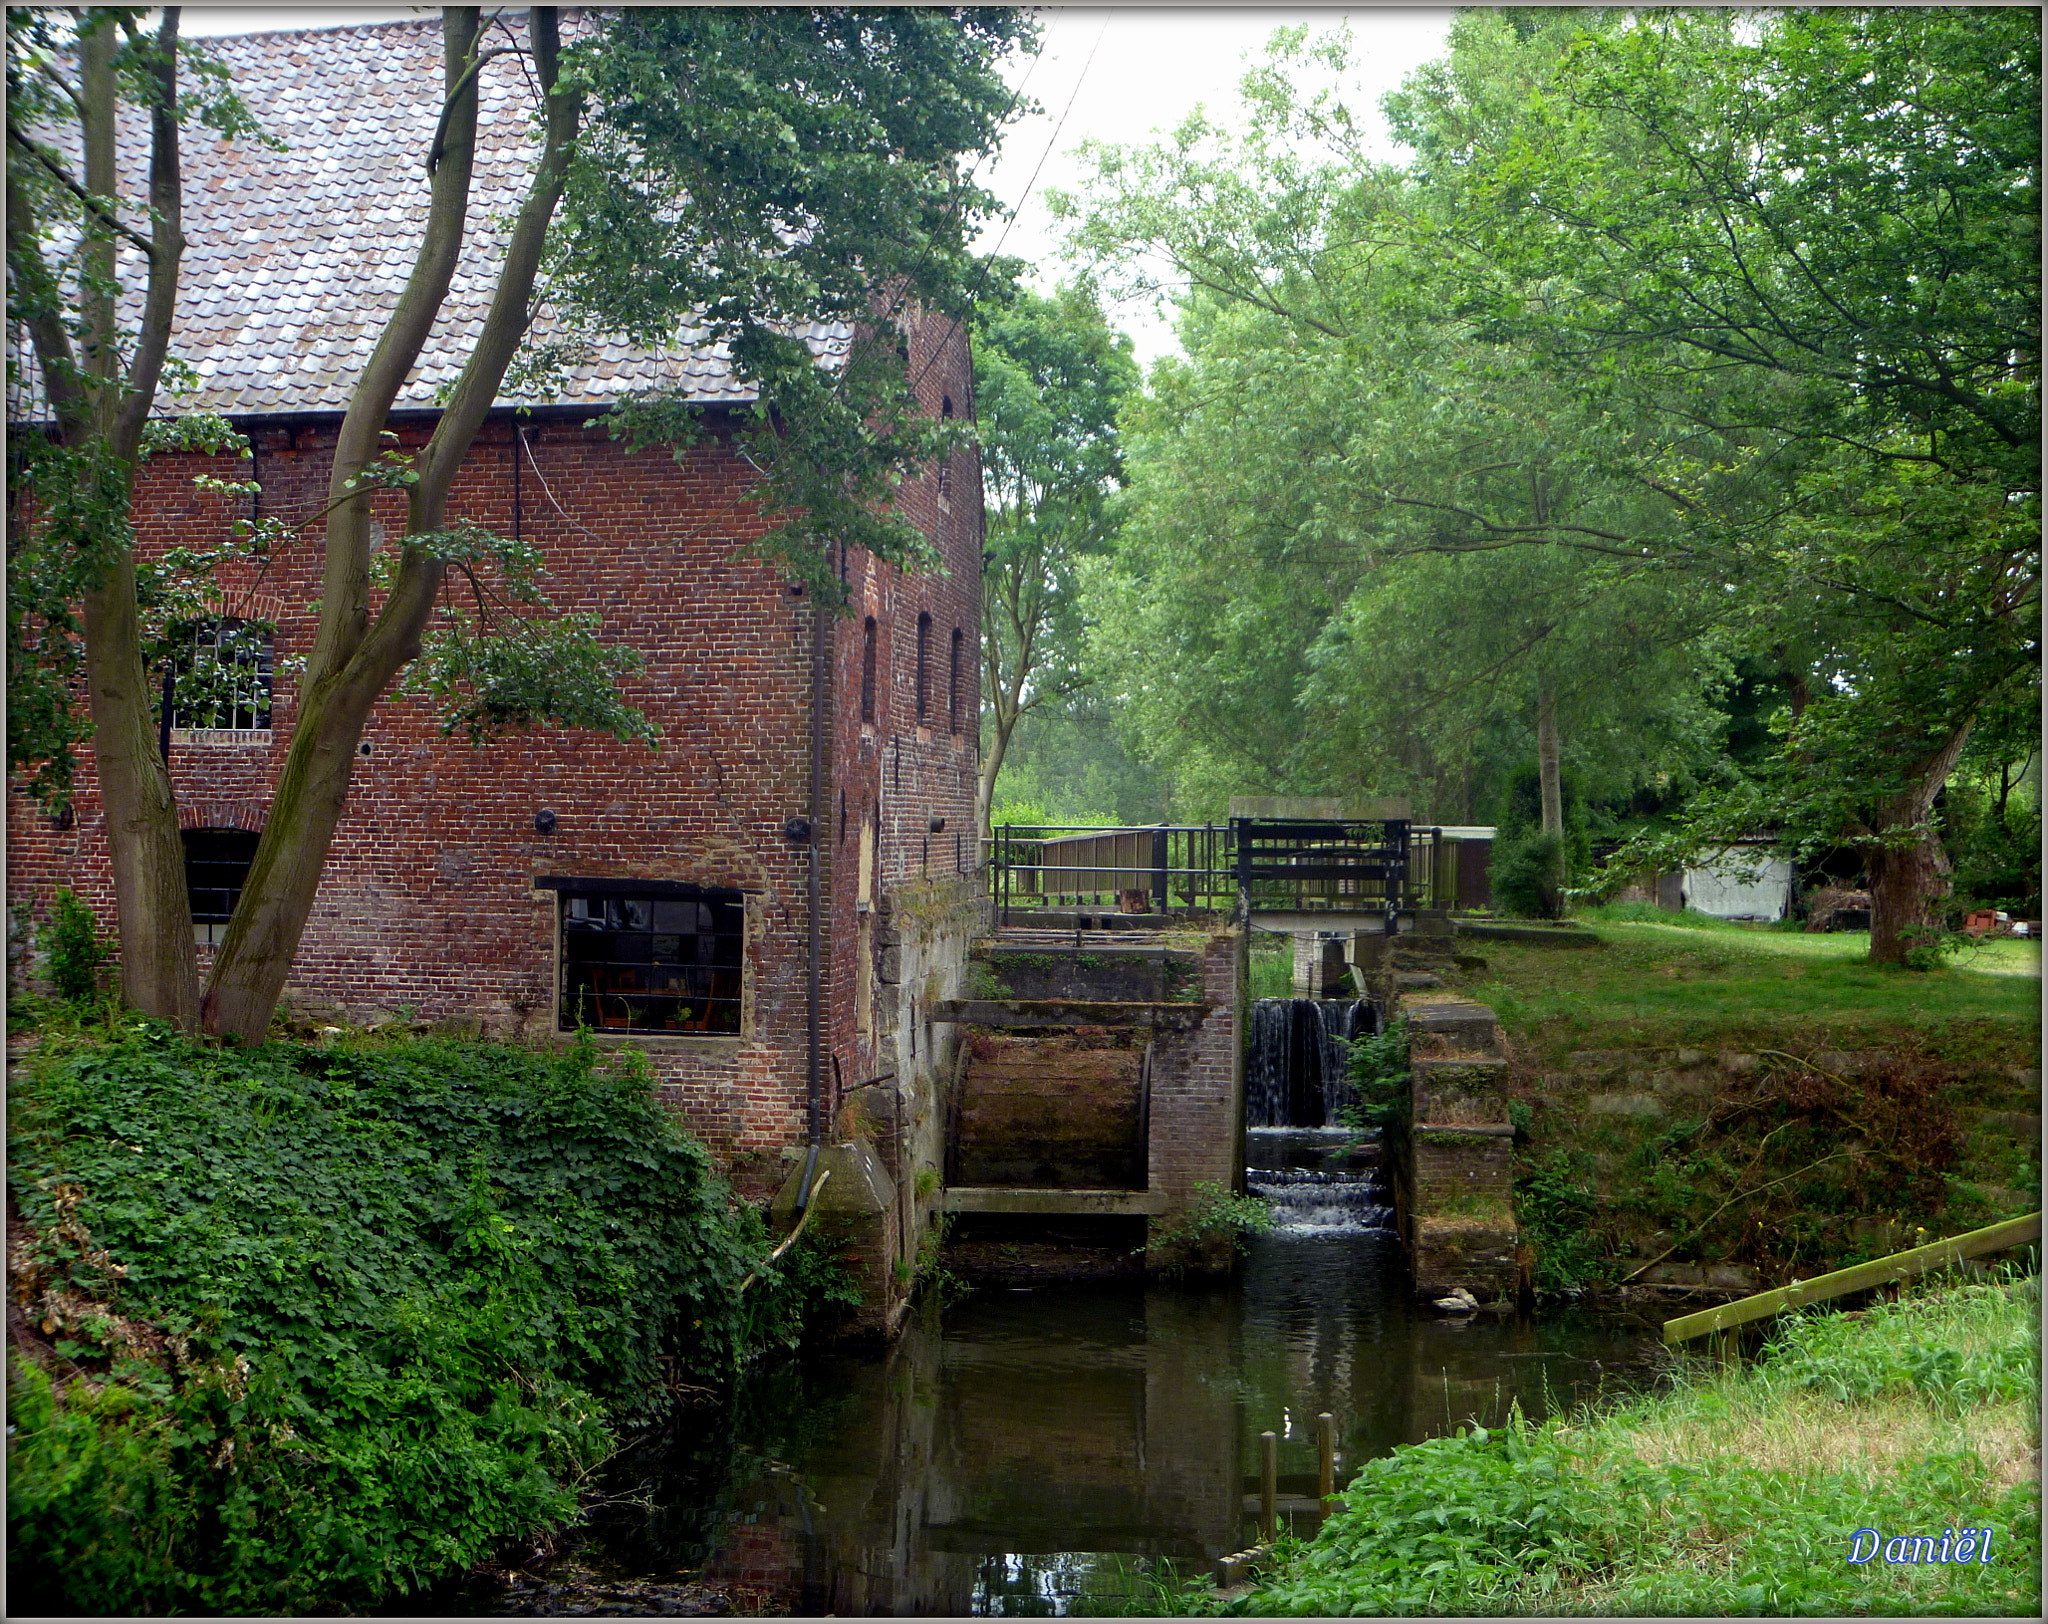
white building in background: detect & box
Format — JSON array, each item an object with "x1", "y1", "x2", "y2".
[{"x1": 1679, "y1": 844, "x2": 1795, "y2": 922}]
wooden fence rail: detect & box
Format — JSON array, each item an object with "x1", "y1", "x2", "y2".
[{"x1": 1662, "y1": 1211, "x2": 2041, "y2": 1346}]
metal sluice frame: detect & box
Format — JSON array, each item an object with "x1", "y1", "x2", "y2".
[{"x1": 986, "y1": 821, "x2": 1441, "y2": 925}]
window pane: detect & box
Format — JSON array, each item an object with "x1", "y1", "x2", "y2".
[{"x1": 558, "y1": 885, "x2": 744, "y2": 1034}]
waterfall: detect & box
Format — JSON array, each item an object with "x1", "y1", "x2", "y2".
[
  {"x1": 1246, "y1": 1164, "x2": 1396, "y2": 1234},
  {"x1": 1246, "y1": 997, "x2": 1375, "y2": 1127}
]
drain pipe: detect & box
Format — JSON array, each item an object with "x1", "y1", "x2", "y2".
[{"x1": 797, "y1": 596, "x2": 827, "y2": 1213}]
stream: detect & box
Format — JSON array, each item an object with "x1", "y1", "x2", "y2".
[{"x1": 474, "y1": 1124, "x2": 1666, "y2": 1617}]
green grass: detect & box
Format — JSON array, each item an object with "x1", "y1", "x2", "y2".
[
  {"x1": 1121, "y1": 1274, "x2": 2041, "y2": 1617},
  {"x1": 1576, "y1": 904, "x2": 2044, "y2": 978},
  {"x1": 1454, "y1": 912, "x2": 2039, "y2": 1067},
  {"x1": 1249, "y1": 935, "x2": 1294, "y2": 1000}
]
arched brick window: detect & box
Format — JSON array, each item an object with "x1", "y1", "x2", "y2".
[
  {"x1": 861, "y1": 616, "x2": 877, "y2": 724},
  {"x1": 916, "y1": 612, "x2": 932, "y2": 721},
  {"x1": 937, "y1": 395, "x2": 954, "y2": 499}
]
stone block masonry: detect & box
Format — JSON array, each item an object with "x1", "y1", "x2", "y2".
[{"x1": 1386, "y1": 987, "x2": 1522, "y2": 1303}]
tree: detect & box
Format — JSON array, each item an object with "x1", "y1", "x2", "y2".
[
  {"x1": 7, "y1": 6, "x2": 271, "y2": 1028},
  {"x1": 1055, "y1": 33, "x2": 1728, "y2": 824},
  {"x1": 8, "y1": 6, "x2": 1035, "y2": 1038},
  {"x1": 1063, "y1": 11, "x2": 2037, "y2": 960},
  {"x1": 1383, "y1": 6, "x2": 2039, "y2": 962},
  {"x1": 969, "y1": 268, "x2": 1137, "y2": 834}
]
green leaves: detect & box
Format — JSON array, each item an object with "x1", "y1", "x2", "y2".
[
  {"x1": 538, "y1": 7, "x2": 1036, "y2": 591},
  {"x1": 5, "y1": 1027, "x2": 838, "y2": 1610}
]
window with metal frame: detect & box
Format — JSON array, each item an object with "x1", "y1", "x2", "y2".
[
  {"x1": 184, "y1": 827, "x2": 260, "y2": 945},
  {"x1": 547, "y1": 880, "x2": 745, "y2": 1035},
  {"x1": 166, "y1": 618, "x2": 274, "y2": 731}
]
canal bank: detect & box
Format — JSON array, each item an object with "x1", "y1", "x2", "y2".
[{"x1": 466, "y1": 1126, "x2": 1669, "y2": 1617}]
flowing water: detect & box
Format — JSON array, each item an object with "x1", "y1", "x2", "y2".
[
  {"x1": 502, "y1": 1123, "x2": 1664, "y2": 1617},
  {"x1": 1245, "y1": 997, "x2": 1373, "y2": 1128}
]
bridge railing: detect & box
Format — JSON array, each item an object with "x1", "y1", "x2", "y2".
[
  {"x1": 984, "y1": 822, "x2": 1454, "y2": 921},
  {"x1": 985, "y1": 824, "x2": 1234, "y2": 919}
]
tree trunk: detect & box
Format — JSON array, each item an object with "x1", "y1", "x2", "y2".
[
  {"x1": 202, "y1": 9, "x2": 580, "y2": 1042},
  {"x1": 1535, "y1": 688, "x2": 1562, "y2": 839},
  {"x1": 63, "y1": 10, "x2": 199, "y2": 1024},
  {"x1": 200, "y1": 657, "x2": 401, "y2": 1039},
  {"x1": 1864, "y1": 723, "x2": 1972, "y2": 967},
  {"x1": 975, "y1": 709, "x2": 1012, "y2": 842},
  {"x1": 81, "y1": 561, "x2": 199, "y2": 1025}
]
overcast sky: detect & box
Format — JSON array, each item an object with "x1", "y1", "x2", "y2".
[{"x1": 178, "y1": 5, "x2": 1454, "y2": 364}]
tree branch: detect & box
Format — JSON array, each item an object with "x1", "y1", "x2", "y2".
[{"x1": 6, "y1": 124, "x2": 156, "y2": 260}]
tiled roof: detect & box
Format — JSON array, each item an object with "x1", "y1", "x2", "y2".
[{"x1": 73, "y1": 15, "x2": 845, "y2": 419}]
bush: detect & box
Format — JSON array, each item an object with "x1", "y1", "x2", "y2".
[
  {"x1": 1490, "y1": 831, "x2": 1569, "y2": 919},
  {"x1": 1339, "y1": 1016, "x2": 1410, "y2": 1131},
  {"x1": 1514, "y1": 1149, "x2": 1614, "y2": 1292},
  {"x1": 38, "y1": 888, "x2": 107, "y2": 1005},
  {"x1": 6, "y1": 1026, "x2": 844, "y2": 1613}
]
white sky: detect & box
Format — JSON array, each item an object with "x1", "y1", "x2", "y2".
[{"x1": 177, "y1": 5, "x2": 1454, "y2": 365}]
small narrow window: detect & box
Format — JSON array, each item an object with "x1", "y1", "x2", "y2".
[
  {"x1": 949, "y1": 628, "x2": 964, "y2": 734},
  {"x1": 937, "y1": 396, "x2": 954, "y2": 499},
  {"x1": 184, "y1": 827, "x2": 260, "y2": 946},
  {"x1": 861, "y1": 617, "x2": 878, "y2": 724},
  {"x1": 916, "y1": 612, "x2": 932, "y2": 722},
  {"x1": 167, "y1": 618, "x2": 274, "y2": 732}
]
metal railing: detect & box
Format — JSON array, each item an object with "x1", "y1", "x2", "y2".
[
  {"x1": 983, "y1": 821, "x2": 1461, "y2": 923},
  {"x1": 986, "y1": 824, "x2": 1233, "y2": 919}
]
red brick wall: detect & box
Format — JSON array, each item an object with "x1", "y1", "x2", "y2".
[
  {"x1": 1144, "y1": 930, "x2": 1247, "y2": 1227},
  {"x1": 7, "y1": 316, "x2": 984, "y2": 1170}
]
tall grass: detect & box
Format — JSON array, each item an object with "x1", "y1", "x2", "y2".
[
  {"x1": 1121, "y1": 1274, "x2": 2040, "y2": 1617},
  {"x1": 1248, "y1": 934, "x2": 1294, "y2": 1000}
]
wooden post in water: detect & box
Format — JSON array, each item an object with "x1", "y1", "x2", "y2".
[
  {"x1": 1316, "y1": 1412, "x2": 1336, "y2": 1515},
  {"x1": 1259, "y1": 1431, "x2": 1278, "y2": 1544}
]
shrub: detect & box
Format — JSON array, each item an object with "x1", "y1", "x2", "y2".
[
  {"x1": 6, "y1": 1026, "x2": 846, "y2": 1612},
  {"x1": 1146, "y1": 1180, "x2": 1275, "y2": 1265},
  {"x1": 38, "y1": 888, "x2": 107, "y2": 1005},
  {"x1": 1490, "y1": 831, "x2": 1570, "y2": 919},
  {"x1": 1339, "y1": 1016, "x2": 1410, "y2": 1131},
  {"x1": 1514, "y1": 1149, "x2": 1614, "y2": 1292}
]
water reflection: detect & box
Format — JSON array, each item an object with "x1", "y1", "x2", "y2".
[{"x1": 566, "y1": 1158, "x2": 1664, "y2": 1617}]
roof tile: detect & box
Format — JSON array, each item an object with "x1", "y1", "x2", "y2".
[{"x1": 29, "y1": 16, "x2": 845, "y2": 420}]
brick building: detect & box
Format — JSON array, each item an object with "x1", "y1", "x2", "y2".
[{"x1": 6, "y1": 19, "x2": 987, "y2": 1236}]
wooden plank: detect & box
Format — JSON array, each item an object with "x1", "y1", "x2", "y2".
[
  {"x1": 1663, "y1": 1212, "x2": 2041, "y2": 1345},
  {"x1": 941, "y1": 1186, "x2": 1169, "y2": 1216},
  {"x1": 931, "y1": 998, "x2": 1211, "y2": 1029}
]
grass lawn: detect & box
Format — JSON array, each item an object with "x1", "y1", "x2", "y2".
[
  {"x1": 1449, "y1": 909, "x2": 2041, "y2": 1068},
  {"x1": 1130, "y1": 1274, "x2": 2041, "y2": 1618}
]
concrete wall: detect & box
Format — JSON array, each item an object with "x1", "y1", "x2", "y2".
[{"x1": 868, "y1": 876, "x2": 986, "y2": 1238}]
